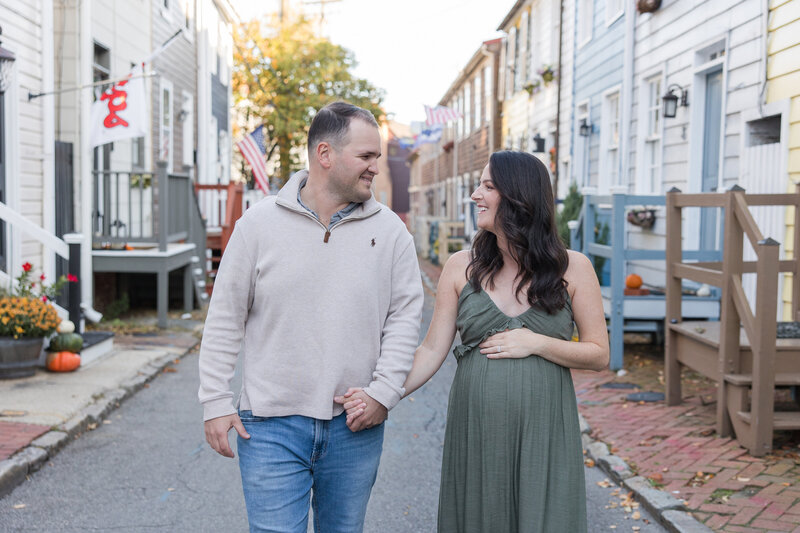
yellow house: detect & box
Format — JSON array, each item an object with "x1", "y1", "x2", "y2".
[{"x1": 769, "y1": 0, "x2": 800, "y2": 317}]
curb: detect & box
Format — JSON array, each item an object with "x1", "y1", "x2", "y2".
[
  {"x1": 580, "y1": 414, "x2": 713, "y2": 533},
  {"x1": 0, "y1": 341, "x2": 200, "y2": 499}
]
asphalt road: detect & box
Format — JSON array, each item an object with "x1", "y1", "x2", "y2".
[{"x1": 0, "y1": 290, "x2": 665, "y2": 532}]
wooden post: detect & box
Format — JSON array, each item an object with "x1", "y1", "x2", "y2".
[
  {"x1": 157, "y1": 161, "x2": 168, "y2": 252},
  {"x1": 717, "y1": 186, "x2": 745, "y2": 437},
  {"x1": 63, "y1": 233, "x2": 84, "y2": 333},
  {"x1": 751, "y1": 237, "x2": 780, "y2": 455},
  {"x1": 609, "y1": 191, "x2": 626, "y2": 370},
  {"x1": 665, "y1": 187, "x2": 683, "y2": 405},
  {"x1": 793, "y1": 184, "x2": 800, "y2": 321}
]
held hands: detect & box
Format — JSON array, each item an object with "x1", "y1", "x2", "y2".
[
  {"x1": 333, "y1": 387, "x2": 387, "y2": 432},
  {"x1": 479, "y1": 328, "x2": 538, "y2": 359},
  {"x1": 204, "y1": 413, "x2": 250, "y2": 458}
]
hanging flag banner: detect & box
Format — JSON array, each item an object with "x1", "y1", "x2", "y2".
[
  {"x1": 90, "y1": 65, "x2": 148, "y2": 148},
  {"x1": 424, "y1": 104, "x2": 461, "y2": 126},
  {"x1": 413, "y1": 125, "x2": 444, "y2": 148}
]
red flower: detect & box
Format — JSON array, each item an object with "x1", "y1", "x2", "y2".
[
  {"x1": 40, "y1": 274, "x2": 46, "y2": 281},
  {"x1": 67, "y1": 274, "x2": 79, "y2": 283},
  {"x1": 41, "y1": 295, "x2": 48, "y2": 302},
  {"x1": 22, "y1": 262, "x2": 32, "y2": 272}
]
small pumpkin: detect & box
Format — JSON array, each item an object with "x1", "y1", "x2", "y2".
[
  {"x1": 46, "y1": 351, "x2": 81, "y2": 372},
  {"x1": 625, "y1": 273, "x2": 643, "y2": 289},
  {"x1": 57, "y1": 320, "x2": 75, "y2": 334},
  {"x1": 49, "y1": 332, "x2": 83, "y2": 353}
]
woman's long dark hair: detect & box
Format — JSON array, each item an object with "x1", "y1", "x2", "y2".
[{"x1": 468, "y1": 150, "x2": 569, "y2": 314}]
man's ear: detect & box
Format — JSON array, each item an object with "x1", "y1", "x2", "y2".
[{"x1": 316, "y1": 141, "x2": 333, "y2": 169}]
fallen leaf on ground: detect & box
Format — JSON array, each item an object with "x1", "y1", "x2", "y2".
[
  {"x1": 584, "y1": 458, "x2": 596, "y2": 467},
  {"x1": 632, "y1": 511, "x2": 641, "y2": 520},
  {"x1": 12, "y1": 504, "x2": 25, "y2": 509},
  {"x1": 597, "y1": 479, "x2": 612, "y2": 488},
  {"x1": 87, "y1": 423, "x2": 98, "y2": 430},
  {"x1": 164, "y1": 367, "x2": 177, "y2": 373}
]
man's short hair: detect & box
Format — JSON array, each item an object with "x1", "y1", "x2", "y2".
[{"x1": 307, "y1": 101, "x2": 379, "y2": 155}]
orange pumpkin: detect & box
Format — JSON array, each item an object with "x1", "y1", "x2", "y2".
[
  {"x1": 46, "y1": 351, "x2": 81, "y2": 372},
  {"x1": 625, "y1": 273, "x2": 643, "y2": 289}
]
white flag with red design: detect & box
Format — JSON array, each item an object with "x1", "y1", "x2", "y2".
[
  {"x1": 424, "y1": 104, "x2": 461, "y2": 126},
  {"x1": 90, "y1": 65, "x2": 147, "y2": 148}
]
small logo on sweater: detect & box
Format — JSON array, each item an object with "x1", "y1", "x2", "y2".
[{"x1": 371, "y1": 238, "x2": 376, "y2": 247}]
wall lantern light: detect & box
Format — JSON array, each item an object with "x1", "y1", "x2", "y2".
[
  {"x1": 579, "y1": 118, "x2": 592, "y2": 137},
  {"x1": 662, "y1": 84, "x2": 688, "y2": 119},
  {"x1": 0, "y1": 26, "x2": 16, "y2": 93},
  {"x1": 532, "y1": 133, "x2": 545, "y2": 153}
]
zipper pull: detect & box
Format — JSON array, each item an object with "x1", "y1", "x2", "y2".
[{"x1": 324, "y1": 231, "x2": 330, "y2": 243}]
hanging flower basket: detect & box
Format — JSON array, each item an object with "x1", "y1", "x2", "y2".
[
  {"x1": 537, "y1": 65, "x2": 557, "y2": 84},
  {"x1": 627, "y1": 208, "x2": 657, "y2": 229},
  {"x1": 523, "y1": 80, "x2": 541, "y2": 96}
]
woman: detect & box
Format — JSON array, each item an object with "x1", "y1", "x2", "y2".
[{"x1": 343, "y1": 151, "x2": 608, "y2": 532}]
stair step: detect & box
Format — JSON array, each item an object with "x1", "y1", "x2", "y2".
[
  {"x1": 191, "y1": 255, "x2": 200, "y2": 263},
  {"x1": 737, "y1": 410, "x2": 800, "y2": 430},
  {"x1": 193, "y1": 267, "x2": 204, "y2": 276},
  {"x1": 725, "y1": 373, "x2": 800, "y2": 386},
  {"x1": 197, "y1": 280, "x2": 206, "y2": 288}
]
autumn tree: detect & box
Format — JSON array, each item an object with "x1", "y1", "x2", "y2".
[{"x1": 233, "y1": 14, "x2": 385, "y2": 186}]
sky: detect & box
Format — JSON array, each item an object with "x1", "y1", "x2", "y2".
[{"x1": 230, "y1": 0, "x2": 514, "y2": 126}]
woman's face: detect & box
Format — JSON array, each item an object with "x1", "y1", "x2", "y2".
[{"x1": 471, "y1": 164, "x2": 501, "y2": 232}]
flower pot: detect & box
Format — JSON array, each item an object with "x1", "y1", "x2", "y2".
[{"x1": 0, "y1": 337, "x2": 45, "y2": 379}]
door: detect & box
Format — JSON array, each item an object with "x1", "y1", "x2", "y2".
[
  {"x1": 55, "y1": 141, "x2": 74, "y2": 307},
  {"x1": 700, "y1": 69, "x2": 723, "y2": 252}
]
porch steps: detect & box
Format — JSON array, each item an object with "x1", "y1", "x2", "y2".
[
  {"x1": 735, "y1": 411, "x2": 800, "y2": 431},
  {"x1": 724, "y1": 373, "x2": 800, "y2": 386},
  {"x1": 191, "y1": 255, "x2": 209, "y2": 305}
]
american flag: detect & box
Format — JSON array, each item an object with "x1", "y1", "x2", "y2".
[
  {"x1": 236, "y1": 125, "x2": 270, "y2": 194},
  {"x1": 424, "y1": 105, "x2": 461, "y2": 126}
]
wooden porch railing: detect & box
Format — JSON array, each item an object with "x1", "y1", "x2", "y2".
[
  {"x1": 665, "y1": 185, "x2": 800, "y2": 456},
  {"x1": 194, "y1": 182, "x2": 244, "y2": 253}
]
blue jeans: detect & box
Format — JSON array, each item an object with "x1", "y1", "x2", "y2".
[{"x1": 237, "y1": 411, "x2": 384, "y2": 533}]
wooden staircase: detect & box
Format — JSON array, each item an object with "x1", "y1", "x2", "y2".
[
  {"x1": 194, "y1": 182, "x2": 244, "y2": 295},
  {"x1": 665, "y1": 186, "x2": 800, "y2": 456}
]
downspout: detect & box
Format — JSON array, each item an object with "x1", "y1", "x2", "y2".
[
  {"x1": 619, "y1": 0, "x2": 635, "y2": 190},
  {"x1": 758, "y1": 0, "x2": 769, "y2": 115},
  {"x1": 79, "y1": 0, "x2": 92, "y2": 308},
  {"x1": 43, "y1": 0, "x2": 55, "y2": 279},
  {"x1": 553, "y1": 0, "x2": 564, "y2": 198}
]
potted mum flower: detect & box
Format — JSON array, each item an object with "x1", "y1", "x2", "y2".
[{"x1": 0, "y1": 262, "x2": 77, "y2": 379}]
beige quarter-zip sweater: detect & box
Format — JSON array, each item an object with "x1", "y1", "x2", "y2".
[{"x1": 198, "y1": 171, "x2": 424, "y2": 422}]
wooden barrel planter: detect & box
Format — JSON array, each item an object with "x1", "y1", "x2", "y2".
[{"x1": 0, "y1": 337, "x2": 45, "y2": 379}]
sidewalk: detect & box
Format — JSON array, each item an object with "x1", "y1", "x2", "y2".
[
  {"x1": 0, "y1": 329, "x2": 200, "y2": 498},
  {"x1": 420, "y1": 258, "x2": 800, "y2": 533}
]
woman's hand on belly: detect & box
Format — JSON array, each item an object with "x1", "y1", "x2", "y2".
[{"x1": 479, "y1": 328, "x2": 538, "y2": 359}]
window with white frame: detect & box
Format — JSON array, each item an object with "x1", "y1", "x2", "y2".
[
  {"x1": 514, "y1": 23, "x2": 523, "y2": 93},
  {"x1": 464, "y1": 84, "x2": 471, "y2": 136},
  {"x1": 606, "y1": 0, "x2": 623, "y2": 25},
  {"x1": 642, "y1": 76, "x2": 662, "y2": 193},
  {"x1": 474, "y1": 72, "x2": 482, "y2": 126},
  {"x1": 578, "y1": 0, "x2": 593, "y2": 47},
  {"x1": 602, "y1": 91, "x2": 620, "y2": 190},
  {"x1": 506, "y1": 28, "x2": 516, "y2": 99},
  {"x1": 160, "y1": 80, "x2": 174, "y2": 171},
  {"x1": 485, "y1": 66, "x2": 492, "y2": 120},
  {"x1": 533, "y1": 1, "x2": 547, "y2": 71},
  {"x1": 518, "y1": 12, "x2": 528, "y2": 84},
  {"x1": 525, "y1": 8, "x2": 533, "y2": 81}
]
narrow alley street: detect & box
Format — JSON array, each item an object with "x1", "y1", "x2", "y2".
[{"x1": 0, "y1": 290, "x2": 664, "y2": 532}]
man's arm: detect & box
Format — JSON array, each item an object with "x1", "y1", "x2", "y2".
[
  {"x1": 198, "y1": 221, "x2": 257, "y2": 455},
  {"x1": 355, "y1": 237, "x2": 424, "y2": 429}
]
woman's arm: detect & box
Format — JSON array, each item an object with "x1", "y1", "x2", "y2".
[
  {"x1": 336, "y1": 250, "x2": 468, "y2": 422},
  {"x1": 478, "y1": 251, "x2": 609, "y2": 371}
]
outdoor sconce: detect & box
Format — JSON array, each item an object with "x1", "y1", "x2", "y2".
[
  {"x1": 177, "y1": 108, "x2": 188, "y2": 122},
  {"x1": 662, "y1": 84, "x2": 688, "y2": 118},
  {"x1": 0, "y1": 26, "x2": 16, "y2": 92},
  {"x1": 532, "y1": 133, "x2": 545, "y2": 153},
  {"x1": 579, "y1": 118, "x2": 592, "y2": 137}
]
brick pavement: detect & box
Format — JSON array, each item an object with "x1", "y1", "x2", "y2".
[
  {"x1": 0, "y1": 421, "x2": 49, "y2": 461},
  {"x1": 419, "y1": 257, "x2": 800, "y2": 532}
]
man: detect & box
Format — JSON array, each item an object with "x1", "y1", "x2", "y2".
[{"x1": 198, "y1": 101, "x2": 424, "y2": 533}]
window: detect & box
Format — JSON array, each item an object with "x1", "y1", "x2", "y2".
[
  {"x1": 641, "y1": 76, "x2": 662, "y2": 193},
  {"x1": 525, "y1": 8, "x2": 533, "y2": 80},
  {"x1": 518, "y1": 12, "x2": 528, "y2": 84},
  {"x1": 484, "y1": 66, "x2": 492, "y2": 121},
  {"x1": 132, "y1": 138, "x2": 145, "y2": 170},
  {"x1": 606, "y1": 0, "x2": 623, "y2": 25},
  {"x1": 474, "y1": 73, "x2": 482, "y2": 126},
  {"x1": 160, "y1": 80, "x2": 174, "y2": 171},
  {"x1": 602, "y1": 91, "x2": 620, "y2": 191},
  {"x1": 182, "y1": 0, "x2": 194, "y2": 41},
  {"x1": 514, "y1": 23, "x2": 523, "y2": 93},
  {"x1": 464, "y1": 84, "x2": 471, "y2": 136},
  {"x1": 578, "y1": 0, "x2": 593, "y2": 47},
  {"x1": 505, "y1": 28, "x2": 516, "y2": 99},
  {"x1": 533, "y1": 1, "x2": 547, "y2": 72}
]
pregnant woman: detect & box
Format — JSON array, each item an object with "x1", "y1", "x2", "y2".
[{"x1": 341, "y1": 150, "x2": 609, "y2": 532}]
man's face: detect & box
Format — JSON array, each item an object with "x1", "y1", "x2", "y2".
[{"x1": 328, "y1": 119, "x2": 381, "y2": 204}]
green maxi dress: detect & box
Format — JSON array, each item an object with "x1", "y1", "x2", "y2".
[{"x1": 438, "y1": 282, "x2": 587, "y2": 533}]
